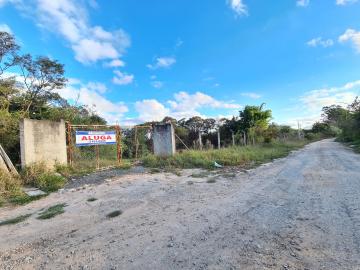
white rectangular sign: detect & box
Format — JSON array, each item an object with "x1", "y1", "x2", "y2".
[{"x1": 75, "y1": 131, "x2": 117, "y2": 146}]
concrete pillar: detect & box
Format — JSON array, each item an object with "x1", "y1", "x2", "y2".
[
  {"x1": 20, "y1": 118, "x2": 67, "y2": 169},
  {"x1": 153, "y1": 123, "x2": 176, "y2": 157}
]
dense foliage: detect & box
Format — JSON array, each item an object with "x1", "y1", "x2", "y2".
[{"x1": 310, "y1": 98, "x2": 360, "y2": 148}]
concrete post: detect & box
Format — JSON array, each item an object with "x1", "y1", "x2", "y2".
[
  {"x1": 153, "y1": 123, "x2": 176, "y2": 157},
  {"x1": 217, "y1": 130, "x2": 221, "y2": 149},
  {"x1": 20, "y1": 118, "x2": 67, "y2": 169}
]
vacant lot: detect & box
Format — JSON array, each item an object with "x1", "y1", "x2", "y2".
[{"x1": 0, "y1": 139, "x2": 359, "y2": 269}]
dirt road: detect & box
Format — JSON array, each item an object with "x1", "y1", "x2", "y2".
[{"x1": 1, "y1": 139, "x2": 360, "y2": 270}]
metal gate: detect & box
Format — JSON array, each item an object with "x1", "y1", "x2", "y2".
[{"x1": 66, "y1": 123, "x2": 122, "y2": 170}]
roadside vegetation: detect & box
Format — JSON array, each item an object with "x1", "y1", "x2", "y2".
[
  {"x1": 143, "y1": 140, "x2": 307, "y2": 169},
  {"x1": 0, "y1": 213, "x2": 31, "y2": 226},
  {"x1": 307, "y1": 98, "x2": 360, "y2": 151},
  {"x1": 37, "y1": 203, "x2": 67, "y2": 220}
]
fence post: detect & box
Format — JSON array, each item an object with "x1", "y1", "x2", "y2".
[
  {"x1": 66, "y1": 122, "x2": 73, "y2": 166},
  {"x1": 198, "y1": 130, "x2": 203, "y2": 150},
  {"x1": 116, "y1": 125, "x2": 122, "y2": 165}
]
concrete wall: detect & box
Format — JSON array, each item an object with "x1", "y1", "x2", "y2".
[
  {"x1": 20, "y1": 118, "x2": 67, "y2": 169},
  {"x1": 153, "y1": 123, "x2": 176, "y2": 157}
]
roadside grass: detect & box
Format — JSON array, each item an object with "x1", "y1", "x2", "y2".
[
  {"x1": 143, "y1": 140, "x2": 308, "y2": 170},
  {"x1": 9, "y1": 193, "x2": 47, "y2": 205},
  {"x1": 87, "y1": 197, "x2": 97, "y2": 202},
  {"x1": 56, "y1": 159, "x2": 133, "y2": 178},
  {"x1": 0, "y1": 214, "x2": 32, "y2": 226},
  {"x1": 22, "y1": 163, "x2": 67, "y2": 192},
  {"x1": 347, "y1": 139, "x2": 360, "y2": 153},
  {"x1": 37, "y1": 203, "x2": 67, "y2": 220},
  {"x1": 106, "y1": 210, "x2": 122, "y2": 218}
]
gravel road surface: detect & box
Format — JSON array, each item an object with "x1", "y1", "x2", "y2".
[{"x1": 0, "y1": 139, "x2": 359, "y2": 269}]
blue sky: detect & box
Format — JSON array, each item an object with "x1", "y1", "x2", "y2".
[{"x1": 0, "y1": 0, "x2": 360, "y2": 127}]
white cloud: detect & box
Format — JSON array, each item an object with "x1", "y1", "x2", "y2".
[
  {"x1": 1, "y1": 0, "x2": 131, "y2": 65},
  {"x1": 151, "y1": 81, "x2": 164, "y2": 89},
  {"x1": 296, "y1": 0, "x2": 310, "y2": 7},
  {"x1": 227, "y1": 0, "x2": 248, "y2": 16},
  {"x1": 336, "y1": 0, "x2": 358, "y2": 5},
  {"x1": 112, "y1": 70, "x2": 134, "y2": 85},
  {"x1": 134, "y1": 91, "x2": 241, "y2": 122},
  {"x1": 0, "y1": 23, "x2": 11, "y2": 33},
  {"x1": 135, "y1": 100, "x2": 170, "y2": 122},
  {"x1": 57, "y1": 81, "x2": 128, "y2": 124},
  {"x1": 86, "y1": 82, "x2": 107, "y2": 94},
  {"x1": 307, "y1": 37, "x2": 334, "y2": 48},
  {"x1": 281, "y1": 80, "x2": 360, "y2": 128},
  {"x1": 147, "y1": 57, "x2": 176, "y2": 70},
  {"x1": 104, "y1": 59, "x2": 125, "y2": 68},
  {"x1": 339, "y1": 28, "x2": 360, "y2": 52},
  {"x1": 300, "y1": 80, "x2": 360, "y2": 111},
  {"x1": 241, "y1": 92, "x2": 262, "y2": 99}
]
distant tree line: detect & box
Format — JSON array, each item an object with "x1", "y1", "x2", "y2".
[{"x1": 308, "y1": 98, "x2": 360, "y2": 143}]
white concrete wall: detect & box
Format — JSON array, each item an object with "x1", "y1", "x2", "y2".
[
  {"x1": 20, "y1": 118, "x2": 67, "y2": 169},
  {"x1": 153, "y1": 123, "x2": 176, "y2": 157}
]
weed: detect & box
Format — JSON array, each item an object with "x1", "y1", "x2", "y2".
[
  {"x1": 22, "y1": 163, "x2": 67, "y2": 192},
  {"x1": 9, "y1": 193, "x2": 47, "y2": 205},
  {"x1": 87, "y1": 197, "x2": 97, "y2": 202},
  {"x1": 106, "y1": 210, "x2": 122, "y2": 218},
  {"x1": 0, "y1": 214, "x2": 32, "y2": 226},
  {"x1": 34, "y1": 173, "x2": 67, "y2": 192},
  {"x1": 0, "y1": 169, "x2": 22, "y2": 198},
  {"x1": 37, "y1": 203, "x2": 67, "y2": 220}
]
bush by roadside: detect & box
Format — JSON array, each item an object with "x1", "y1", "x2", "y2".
[{"x1": 0, "y1": 163, "x2": 68, "y2": 207}]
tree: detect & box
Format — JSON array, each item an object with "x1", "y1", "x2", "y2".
[
  {"x1": 321, "y1": 105, "x2": 348, "y2": 127},
  {"x1": 238, "y1": 104, "x2": 272, "y2": 144},
  {"x1": 16, "y1": 54, "x2": 67, "y2": 116},
  {"x1": 0, "y1": 31, "x2": 19, "y2": 76}
]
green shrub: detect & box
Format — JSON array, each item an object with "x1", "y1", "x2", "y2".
[
  {"x1": 22, "y1": 163, "x2": 67, "y2": 192},
  {"x1": 0, "y1": 169, "x2": 22, "y2": 197},
  {"x1": 34, "y1": 173, "x2": 67, "y2": 192}
]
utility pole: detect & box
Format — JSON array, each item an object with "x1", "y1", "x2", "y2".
[
  {"x1": 217, "y1": 129, "x2": 221, "y2": 149},
  {"x1": 297, "y1": 121, "x2": 301, "y2": 140}
]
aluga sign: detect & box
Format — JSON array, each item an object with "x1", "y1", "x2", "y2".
[{"x1": 75, "y1": 131, "x2": 117, "y2": 146}]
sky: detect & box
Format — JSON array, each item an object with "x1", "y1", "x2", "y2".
[{"x1": 0, "y1": 0, "x2": 360, "y2": 127}]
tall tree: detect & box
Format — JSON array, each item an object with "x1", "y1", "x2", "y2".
[
  {"x1": 0, "y1": 31, "x2": 19, "y2": 76},
  {"x1": 16, "y1": 54, "x2": 67, "y2": 116}
]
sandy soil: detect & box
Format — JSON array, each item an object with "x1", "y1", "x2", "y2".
[{"x1": 0, "y1": 139, "x2": 360, "y2": 270}]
